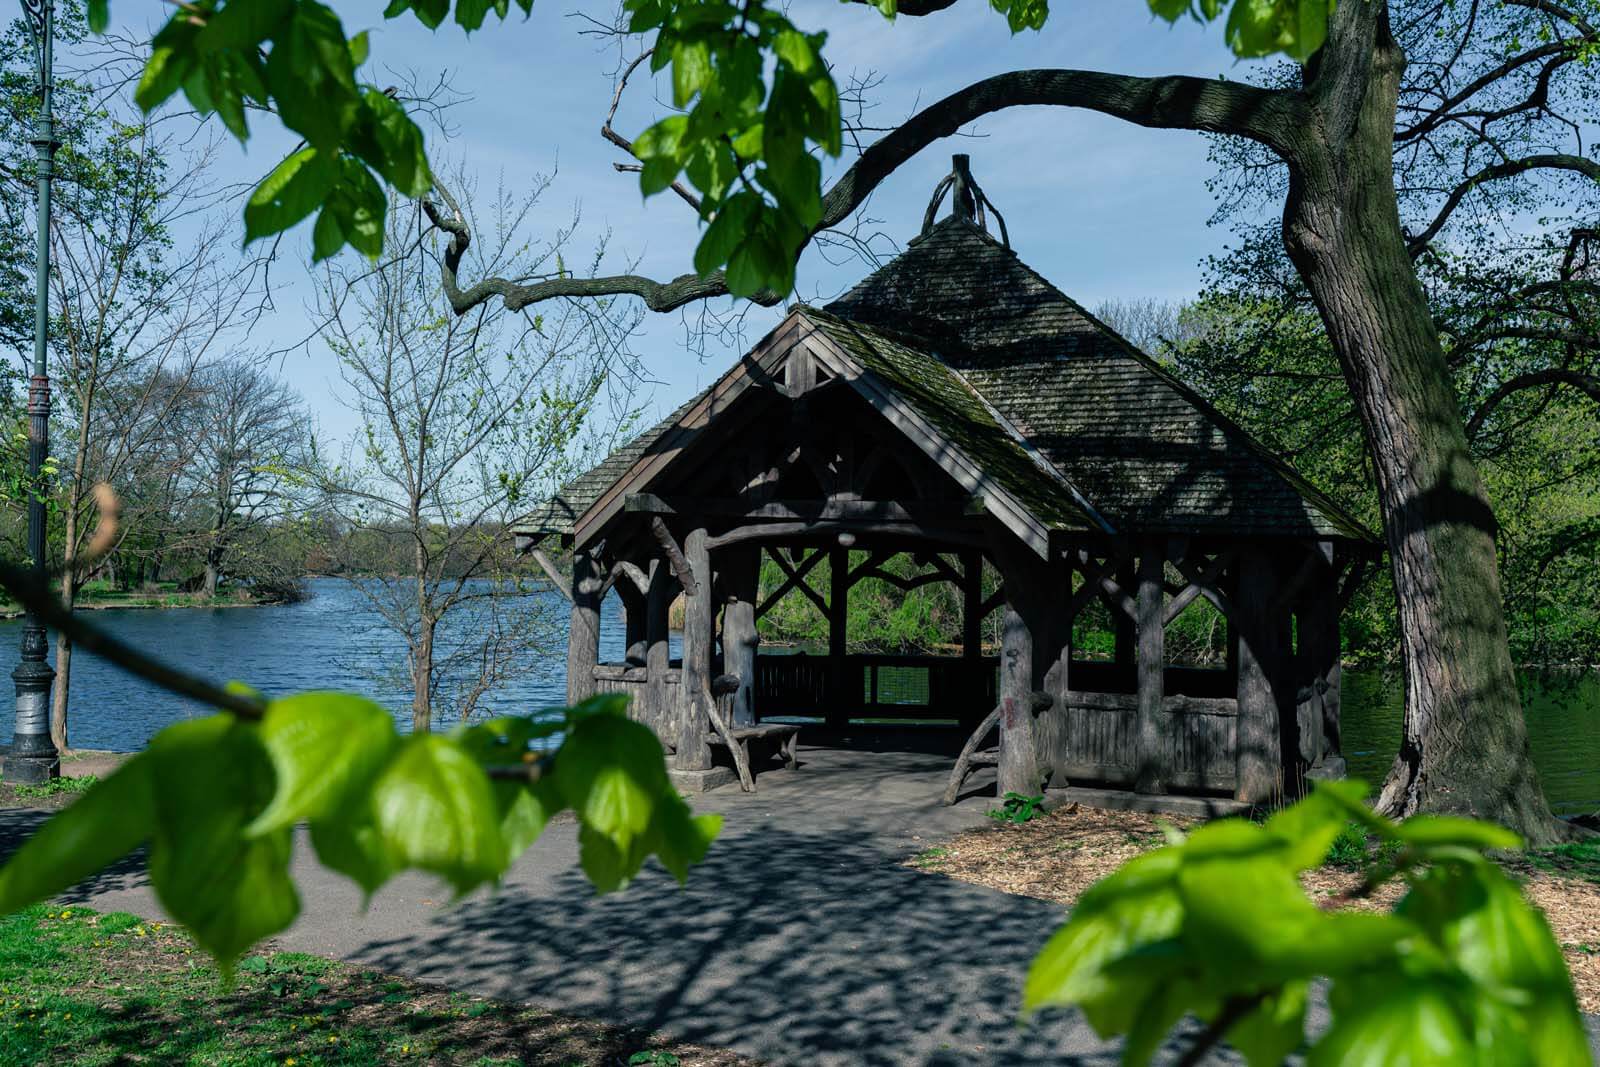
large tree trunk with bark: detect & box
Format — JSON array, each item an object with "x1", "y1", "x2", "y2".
[{"x1": 1281, "y1": 7, "x2": 1567, "y2": 842}]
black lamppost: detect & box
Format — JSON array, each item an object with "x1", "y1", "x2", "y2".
[{"x1": 10, "y1": 0, "x2": 59, "y2": 784}]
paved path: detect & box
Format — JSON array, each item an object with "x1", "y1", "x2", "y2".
[{"x1": 2, "y1": 744, "x2": 1596, "y2": 1065}]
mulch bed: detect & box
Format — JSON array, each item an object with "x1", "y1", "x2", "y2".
[{"x1": 910, "y1": 804, "x2": 1600, "y2": 1014}]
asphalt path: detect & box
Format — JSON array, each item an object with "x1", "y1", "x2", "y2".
[{"x1": 2, "y1": 744, "x2": 1596, "y2": 1065}]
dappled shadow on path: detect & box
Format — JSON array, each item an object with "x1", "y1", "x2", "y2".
[{"x1": 350, "y1": 824, "x2": 1227, "y2": 1066}]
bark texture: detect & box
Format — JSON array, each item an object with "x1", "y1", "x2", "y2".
[{"x1": 1277, "y1": 3, "x2": 1567, "y2": 840}]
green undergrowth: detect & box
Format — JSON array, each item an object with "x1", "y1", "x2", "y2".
[
  {"x1": 0, "y1": 905, "x2": 744, "y2": 1066},
  {"x1": 2, "y1": 775, "x2": 99, "y2": 800}
]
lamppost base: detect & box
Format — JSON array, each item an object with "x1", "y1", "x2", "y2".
[{"x1": 4, "y1": 739, "x2": 59, "y2": 785}]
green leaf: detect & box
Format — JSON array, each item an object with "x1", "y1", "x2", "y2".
[
  {"x1": 1310, "y1": 976, "x2": 1477, "y2": 1067},
  {"x1": 195, "y1": 0, "x2": 293, "y2": 52},
  {"x1": 145, "y1": 716, "x2": 300, "y2": 975},
  {"x1": 311, "y1": 206, "x2": 346, "y2": 262},
  {"x1": 244, "y1": 148, "x2": 338, "y2": 241},
  {"x1": 136, "y1": 45, "x2": 195, "y2": 113},
  {"x1": 1265, "y1": 779, "x2": 1373, "y2": 870},
  {"x1": 0, "y1": 755, "x2": 155, "y2": 914},
  {"x1": 309, "y1": 807, "x2": 394, "y2": 898},
  {"x1": 264, "y1": 0, "x2": 361, "y2": 150},
  {"x1": 557, "y1": 710, "x2": 667, "y2": 842},
  {"x1": 1228, "y1": 979, "x2": 1308, "y2": 1067},
  {"x1": 650, "y1": 795, "x2": 721, "y2": 883},
  {"x1": 671, "y1": 40, "x2": 713, "y2": 107},
  {"x1": 348, "y1": 30, "x2": 371, "y2": 67},
  {"x1": 351, "y1": 89, "x2": 432, "y2": 198},
  {"x1": 1023, "y1": 848, "x2": 1184, "y2": 1024},
  {"x1": 1398, "y1": 863, "x2": 1589, "y2": 1065},
  {"x1": 694, "y1": 192, "x2": 759, "y2": 275},
  {"x1": 87, "y1": 0, "x2": 109, "y2": 34},
  {"x1": 1393, "y1": 816, "x2": 1522, "y2": 853},
  {"x1": 494, "y1": 776, "x2": 564, "y2": 866},
  {"x1": 369, "y1": 734, "x2": 504, "y2": 894},
  {"x1": 247, "y1": 691, "x2": 397, "y2": 836}
]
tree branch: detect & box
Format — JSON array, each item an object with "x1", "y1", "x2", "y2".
[
  {"x1": 425, "y1": 69, "x2": 1304, "y2": 317},
  {"x1": 1466, "y1": 368, "x2": 1600, "y2": 438},
  {"x1": 1408, "y1": 154, "x2": 1600, "y2": 254}
]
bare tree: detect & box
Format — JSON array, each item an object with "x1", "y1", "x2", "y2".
[
  {"x1": 183, "y1": 358, "x2": 307, "y2": 599},
  {"x1": 311, "y1": 175, "x2": 641, "y2": 732}
]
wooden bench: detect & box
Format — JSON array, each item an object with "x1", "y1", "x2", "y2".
[{"x1": 707, "y1": 722, "x2": 802, "y2": 773}]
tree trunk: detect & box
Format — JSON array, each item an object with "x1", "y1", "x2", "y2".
[
  {"x1": 412, "y1": 616, "x2": 435, "y2": 733},
  {"x1": 1282, "y1": 13, "x2": 1566, "y2": 841},
  {"x1": 50, "y1": 481, "x2": 83, "y2": 753}
]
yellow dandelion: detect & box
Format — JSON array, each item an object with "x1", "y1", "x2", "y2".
[
  {"x1": 328, "y1": 1035, "x2": 339, "y2": 1043},
  {"x1": 63, "y1": 1014, "x2": 70, "y2": 1020}
]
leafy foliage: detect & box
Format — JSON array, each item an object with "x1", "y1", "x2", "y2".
[
  {"x1": 988, "y1": 792, "x2": 1047, "y2": 825},
  {"x1": 1024, "y1": 780, "x2": 1592, "y2": 1066},
  {"x1": 105, "y1": 0, "x2": 1337, "y2": 278},
  {"x1": 0, "y1": 693, "x2": 719, "y2": 976}
]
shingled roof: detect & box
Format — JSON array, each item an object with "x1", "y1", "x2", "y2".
[{"x1": 519, "y1": 176, "x2": 1372, "y2": 545}]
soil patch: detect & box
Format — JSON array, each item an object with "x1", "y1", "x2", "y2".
[{"x1": 909, "y1": 803, "x2": 1600, "y2": 1014}]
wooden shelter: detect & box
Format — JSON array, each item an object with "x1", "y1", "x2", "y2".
[{"x1": 519, "y1": 156, "x2": 1378, "y2": 804}]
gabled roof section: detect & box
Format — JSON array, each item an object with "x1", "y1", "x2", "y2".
[
  {"x1": 520, "y1": 388, "x2": 709, "y2": 538},
  {"x1": 825, "y1": 215, "x2": 1373, "y2": 541}
]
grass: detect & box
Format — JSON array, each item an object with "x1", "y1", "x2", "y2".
[
  {"x1": 0, "y1": 905, "x2": 752, "y2": 1066},
  {"x1": 1523, "y1": 840, "x2": 1600, "y2": 885},
  {"x1": 3, "y1": 775, "x2": 98, "y2": 800}
]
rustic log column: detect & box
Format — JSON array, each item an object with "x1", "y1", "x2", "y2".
[
  {"x1": 1134, "y1": 542, "x2": 1167, "y2": 794},
  {"x1": 997, "y1": 598, "x2": 1041, "y2": 797},
  {"x1": 961, "y1": 550, "x2": 983, "y2": 660},
  {"x1": 1235, "y1": 549, "x2": 1293, "y2": 802},
  {"x1": 565, "y1": 548, "x2": 603, "y2": 706},
  {"x1": 644, "y1": 560, "x2": 673, "y2": 738},
  {"x1": 620, "y1": 582, "x2": 647, "y2": 668},
  {"x1": 675, "y1": 528, "x2": 714, "y2": 770},
  {"x1": 1114, "y1": 558, "x2": 1136, "y2": 672},
  {"x1": 827, "y1": 545, "x2": 849, "y2": 729},
  {"x1": 1035, "y1": 553, "x2": 1074, "y2": 788},
  {"x1": 1300, "y1": 541, "x2": 1342, "y2": 765},
  {"x1": 720, "y1": 546, "x2": 760, "y2": 726}
]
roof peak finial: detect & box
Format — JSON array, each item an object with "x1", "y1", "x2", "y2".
[{"x1": 920, "y1": 154, "x2": 1010, "y2": 248}]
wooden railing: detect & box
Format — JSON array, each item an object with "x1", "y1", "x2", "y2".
[{"x1": 753, "y1": 653, "x2": 998, "y2": 725}]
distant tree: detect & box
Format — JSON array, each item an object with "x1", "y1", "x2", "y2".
[
  {"x1": 310, "y1": 177, "x2": 640, "y2": 731},
  {"x1": 182, "y1": 358, "x2": 307, "y2": 599}
]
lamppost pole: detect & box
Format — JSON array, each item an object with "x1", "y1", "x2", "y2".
[{"x1": 11, "y1": 0, "x2": 59, "y2": 784}]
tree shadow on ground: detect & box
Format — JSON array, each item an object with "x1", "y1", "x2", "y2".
[{"x1": 349, "y1": 823, "x2": 1233, "y2": 1066}]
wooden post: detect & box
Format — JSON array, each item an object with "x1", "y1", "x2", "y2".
[
  {"x1": 1301, "y1": 541, "x2": 1342, "y2": 763},
  {"x1": 1113, "y1": 558, "x2": 1136, "y2": 672},
  {"x1": 997, "y1": 599, "x2": 1040, "y2": 797},
  {"x1": 644, "y1": 559, "x2": 673, "y2": 739},
  {"x1": 620, "y1": 582, "x2": 647, "y2": 668},
  {"x1": 675, "y1": 527, "x2": 714, "y2": 770},
  {"x1": 720, "y1": 546, "x2": 760, "y2": 726},
  {"x1": 1235, "y1": 549, "x2": 1292, "y2": 803},
  {"x1": 1134, "y1": 542, "x2": 1167, "y2": 794},
  {"x1": 565, "y1": 548, "x2": 602, "y2": 706},
  {"x1": 961, "y1": 550, "x2": 983, "y2": 659},
  {"x1": 1035, "y1": 553, "x2": 1074, "y2": 788},
  {"x1": 827, "y1": 545, "x2": 848, "y2": 730}
]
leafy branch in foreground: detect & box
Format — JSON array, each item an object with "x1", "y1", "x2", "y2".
[
  {"x1": 1025, "y1": 780, "x2": 1592, "y2": 1066},
  {"x1": 0, "y1": 563, "x2": 719, "y2": 978}
]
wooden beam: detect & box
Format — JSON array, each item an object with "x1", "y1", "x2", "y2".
[
  {"x1": 1134, "y1": 543, "x2": 1167, "y2": 795},
  {"x1": 759, "y1": 547, "x2": 828, "y2": 618},
  {"x1": 644, "y1": 559, "x2": 674, "y2": 743},
  {"x1": 962, "y1": 550, "x2": 983, "y2": 661},
  {"x1": 565, "y1": 550, "x2": 603, "y2": 705},
  {"x1": 705, "y1": 520, "x2": 988, "y2": 550},
  {"x1": 720, "y1": 546, "x2": 760, "y2": 727},
  {"x1": 997, "y1": 601, "x2": 1040, "y2": 797},
  {"x1": 530, "y1": 547, "x2": 572, "y2": 603},
  {"x1": 1235, "y1": 552, "x2": 1293, "y2": 803},
  {"x1": 1164, "y1": 551, "x2": 1232, "y2": 625},
  {"x1": 1171, "y1": 552, "x2": 1236, "y2": 623},
  {"x1": 627, "y1": 494, "x2": 976, "y2": 524},
  {"x1": 610, "y1": 559, "x2": 650, "y2": 598},
  {"x1": 650, "y1": 517, "x2": 699, "y2": 598},
  {"x1": 675, "y1": 528, "x2": 714, "y2": 771},
  {"x1": 828, "y1": 545, "x2": 849, "y2": 730}
]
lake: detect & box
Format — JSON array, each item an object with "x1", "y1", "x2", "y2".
[{"x1": 2, "y1": 578, "x2": 1596, "y2": 815}]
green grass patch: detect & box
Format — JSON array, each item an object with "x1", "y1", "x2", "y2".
[
  {"x1": 1524, "y1": 840, "x2": 1600, "y2": 885},
  {"x1": 3, "y1": 775, "x2": 98, "y2": 800},
  {"x1": 0, "y1": 905, "x2": 750, "y2": 1066}
]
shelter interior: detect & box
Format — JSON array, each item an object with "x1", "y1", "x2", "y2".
[{"x1": 520, "y1": 157, "x2": 1378, "y2": 806}]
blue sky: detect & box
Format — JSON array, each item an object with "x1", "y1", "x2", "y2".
[{"x1": 117, "y1": 0, "x2": 1280, "y2": 442}]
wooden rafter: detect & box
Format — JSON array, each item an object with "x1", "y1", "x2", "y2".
[
  {"x1": 1165, "y1": 552, "x2": 1233, "y2": 625},
  {"x1": 650, "y1": 517, "x2": 699, "y2": 598},
  {"x1": 1171, "y1": 551, "x2": 1235, "y2": 623},
  {"x1": 757, "y1": 547, "x2": 828, "y2": 618}
]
